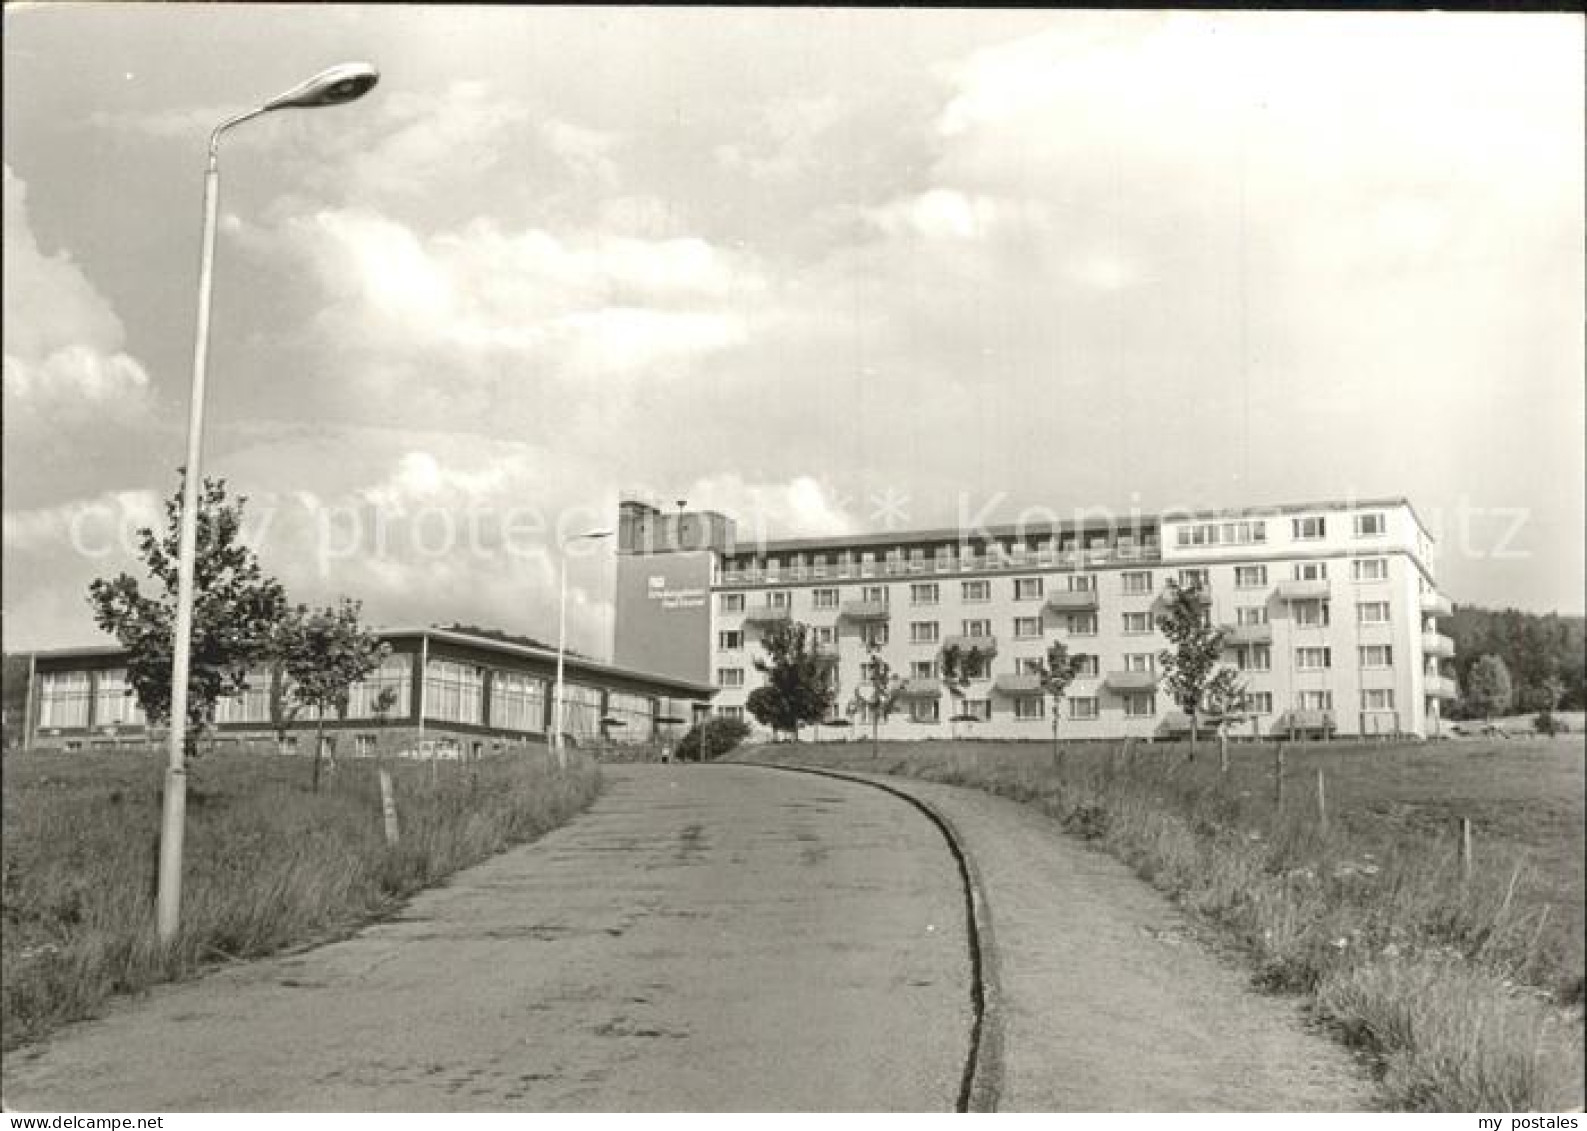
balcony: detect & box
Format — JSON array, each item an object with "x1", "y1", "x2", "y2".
[
  {"x1": 943, "y1": 635, "x2": 998, "y2": 656},
  {"x1": 839, "y1": 600, "x2": 891, "y2": 622},
  {"x1": 1420, "y1": 591, "x2": 1454, "y2": 617},
  {"x1": 1283, "y1": 709, "x2": 1335, "y2": 733},
  {"x1": 1275, "y1": 579, "x2": 1330, "y2": 601},
  {"x1": 1046, "y1": 590, "x2": 1099, "y2": 613},
  {"x1": 992, "y1": 673, "x2": 1043, "y2": 696},
  {"x1": 898, "y1": 678, "x2": 943, "y2": 699},
  {"x1": 1425, "y1": 674, "x2": 1458, "y2": 700},
  {"x1": 813, "y1": 641, "x2": 840, "y2": 662},
  {"x1": 1104, "y1": 670, "x2": 1159, "y2": 693},
  {"x1": 1221, "y1": 622, "x2": 1272, "y2": 645},
  {"x1": 743, "y1": 605, "x2": 791, "y2": 626},
  {"x1": 1421, "y1": 631, "x2": 1455, "y2": 658}
]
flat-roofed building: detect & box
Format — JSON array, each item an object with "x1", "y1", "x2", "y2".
[
  {"x1": 614, "y1": 496, "x2": 1457, "y2": 741},
  {"x1": 24, "y1": 626, "x2": 715, "y2": 758}
]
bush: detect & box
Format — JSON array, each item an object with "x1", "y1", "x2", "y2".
[
  {"x1": 1534, "y1": 711, "x2": 1568, "y2": 736},
  {"x1": 675, "y1": 716, "x2": 752, "y2": 762}
]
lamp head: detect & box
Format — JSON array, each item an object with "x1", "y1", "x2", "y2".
[{"x1": 262, "y1": 62, "x2": 379, "y2": 112}]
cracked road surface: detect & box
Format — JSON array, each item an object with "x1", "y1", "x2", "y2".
[{"x1": 2, "y1": 766, "x2": 971, "y2": 1112}]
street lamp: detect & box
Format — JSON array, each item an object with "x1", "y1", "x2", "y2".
[
  {"x1": 552, "y1": 528, "x2": 614, "y2": 768},
  {"x1": 156, "y1": 63, "x2": 379, "y2": 946}
]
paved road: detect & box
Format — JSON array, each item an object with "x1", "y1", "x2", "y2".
[
  {"x1": 783, "y1": 767, "x2": 1375, "y2": 1112},
  {"x1": 3, "y1": 766, "x2": 971, "y2": 1112}
]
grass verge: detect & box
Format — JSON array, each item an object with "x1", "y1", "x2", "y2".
[
  {"x1": 742, "y1": 737, "x2": 1584, "y2": 1111},
  {"x1": 2, "y1": 748, "x2": 601, "y2": 1051}
]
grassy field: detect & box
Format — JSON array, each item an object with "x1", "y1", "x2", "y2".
[
  {"x1": 742, "y1": 735, "x2": 1585, "y2": 1112},
  {"x1": 2, "y1": 746, "x2": 602, "y2": 1052}
]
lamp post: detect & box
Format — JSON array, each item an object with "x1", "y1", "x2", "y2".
[
  {"x1": 552, "y1": 529, "x2": 613, "y2": 768},
  {"x1": 156, "y1": 63, "x2": 379, "y2": 947}
]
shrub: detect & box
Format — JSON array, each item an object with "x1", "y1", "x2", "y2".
[
  {"x1": 1534, "y1": 711, "x2": 1567, "y2": 736},
  {"x1": 675, "y1": 716, "x2": 752, "y2": 762}
]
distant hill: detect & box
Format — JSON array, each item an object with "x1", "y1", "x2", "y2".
[{"x1": 1445, "y1": 606, "x2": 1586, "y2": 716}]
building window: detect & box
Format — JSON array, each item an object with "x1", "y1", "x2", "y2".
[
  {"x1": 911, "y1": 621, "x2": 940, "y2": 644},
  {"x1": 911, "y1": 582, "x2": 940, "y2": 605},
  {"x1": 1236, "y1": 606, "x2": 1268, "y2": 626},
  {"x1": 1235, "y1": 565, "x2": 1268, "y2": 588},
  {"x1": 720, "y1": 705, "x2": 745, "y2": 722},
  {"x1": 1122, "y1": 612, "x2": 1154, "y2": 635},
  {"x1": 1121, "y1": 571, "x2": 1153, "y2": 595},
  {"x1": 718, "y1": 630, "x2": 744, "y2": 651},
  {"x1": 812, "y1": 588, "x2": 839, "y2": 610},
  {"x1": 1247, "y1": 691, "x2": 1273, "y2": 715},
  {"x1": 1293, "y1": 516, "x2": 1327, "y2": 540},
  {"x1": 911, "y1": 660, "x2": 937, "y2": 679},
  {"x1": 720, "y1": 593, "x2": 745, "y2": 613},
  {"x1": 962, "y1": 699, "x2": 992, "y2": 721},
  {"x1": 92, "y1": 669, "x2": 147, "y2": 727},
  {"x1": 424, "y1": 660, "x2": 484, "y2": 725},
  {"x1": 1294, "y1": 599, "x2": 1331, "y2": 627},
  {"x1": 1072, "y1": 654, "x2": 1100, "y2": 678},
  {"x1": 767, "y1": 590, "x2": 792, "y2": 609},
  {"x1": 1293, "y1": 561, "x2": 1328, "y2": 581},
  {"x1": 1357, "y1": 601, "x2": 1391, "y2": 625},
  {"x1": 1361, "y1": 689, "x2": 1395, "y2": 711},
  {"x1": 1067, "y1": 574, "x2": 1095, "y2": 592},
  {"x1": 1296, "y1": 647, "x2": 1332, "y2": 671},
  {"x1": 1014, "y1": 697, "x2": 1045, "y2": 720},
  {"x1": 346, "y1": 656, "x2": 413, "y2": 720},
  {"x1": 354, "y1": 734, "x2": 377, "y2": 757},
  {"x1": 910, "y1": 698, "x2": 940, "y2": 723},
  {"x1": 1359, "y1": 645, "x2": 1394, "y2": 668},
  {"x1": 1013, "y1": 616, "x2": 1043, "y2": 639},
  {"x1": 1123, "y1": 653, "x2": 1155, "y2": 673},
  {"x1": 1235, "y1": 644, "x2": 1272, "y2": 672},
  {"x1": 814, "y1": 625, "x2": 835, "y2": 645},
  {"x1": 961, "y1": 619, "x2": 992, "y2": 638},
  {"x1": 1175, "y1": 520, "x2": 1268, "y2": 547},
  {"x1": 1067, "y1": 613, "x2": 1098, "y2": 636},
  {"x1": 717, "y1": 668, "x2": 745, "y2": 688},
  {"x1": 908, "y1": 547, "x2": 927, "y2": 573},
  {"x1": 863, "y1": 624, "x2": 890, "y2": 647},
  {"x1": 1014, "y1": 577, "x2": 1044, "y2": 601},
  {"x1": 1069, "y1": 697, "x2": 1098, "y2": 720},
  {"x1": 862, "y1": 585, "x2": 889, "y2": 604},
  {"x1": 1354, "y1": 513, "x2": 1387, "y2": 537},
  {"x1": 1298, "y1": 690, "x2": 1334, "y2": 712},
  {"x1": 38, "y1": 671, "x2": 92, "y2": 728},
  {"x1": 1178, "y1": 568, "x2": 1209, "y2": 590},
  {"x1": 491, "y1": 671, "x2": 548, "y2": 732},
  {"x1": 1352, "y1": 558, "x2": 1389, "y2": 582},
  {"x1": 1123, "y1": 693, "x2": 1156, "y2": 718},
  {"x1": 962, "y1": 579, "x2": 990, "y2": 602}
]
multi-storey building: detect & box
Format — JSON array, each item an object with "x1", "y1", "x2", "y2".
[{"x1": 613, "y1": 496, "x2": 1458, "y2": 741}]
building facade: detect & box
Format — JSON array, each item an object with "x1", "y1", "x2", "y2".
[
  {"x1": 25, "y1": 626, "x2": 715, "y2": 757},
  {"x1": 615, "y1": 497, "x2": 1458, "y2": 741}
]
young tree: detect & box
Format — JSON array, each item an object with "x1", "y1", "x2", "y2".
[
  {"x1": 1156, "y1": 578, "x2": 1228, "y2": 761},
  {"x1": 1465, "y1": 653, "x2": 1514, "y2": 724},
  {"x1": 1035, "y1": 639, "x2": 1081, "y2": 769},
  {"x1": 745, "y1": 620, "x2": 837, "y2": 741},
  {"x1": 1202, "y1": 667, "x2": 1249, "y2": 773},
  {"x1": 940, "y1": 641, "x2": 986, "y2": 740},
  {"x1": 850, "y1": 643, "x2": 903, "y2": 760},
  {"x1": 281, "y1": 599, "x2": 388, "y2": 791},
  {"x1": 87, "y1": 474, "x2": 288, "y2": 752}
]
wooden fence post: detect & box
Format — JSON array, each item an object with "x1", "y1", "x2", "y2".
[
  {"x1": 1273, "y1": 743, "x2": 1285, "y2": 806},
  {"x1": 1315, "y1": 767, "x2": 1327, "y2": 834},
  {"x1": 1459, "y1": 817, "x2": 1473, "y2": 885},
  {"x1": 379, "y1": 769, "x2": 400, "y2": 846}
]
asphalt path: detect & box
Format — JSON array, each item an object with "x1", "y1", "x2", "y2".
[{"x1": 2, "y1": 765, "x2": 971, "y2": 1112}]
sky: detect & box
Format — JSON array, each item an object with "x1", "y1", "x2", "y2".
[{"x1": 4, "y1": 6, "x2": 1583, "y2": 658}]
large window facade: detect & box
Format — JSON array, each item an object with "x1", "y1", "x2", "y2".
[
  {"x1": 346, "y1": 655, "x2": 413, "y2": 720},
  {"x1": 93, "y1": 669, "x2": 146, "y2": 727},
  {"x1": 38, "y1": 672, "x2": 91, "y2": 728},
  {"x1": 214, "y1": 669, "x2": 272, "y2": 724},
  {"x1": 491, "y1": 671, "x2": 547, "y2": 732},
  {"x1": 424, "y1": 660, "x2": 485, "y2": 725}
]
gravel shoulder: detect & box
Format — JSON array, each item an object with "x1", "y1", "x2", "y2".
[{"x1": 769, "y1": 766, "x2": 1377, "y2": 1112}]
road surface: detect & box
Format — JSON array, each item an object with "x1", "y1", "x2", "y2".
[{"x1": 3, "y1": 765, "x2": 971, "y2": 1112}]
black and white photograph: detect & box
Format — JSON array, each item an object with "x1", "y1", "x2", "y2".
[{"x1": 2, "y1": 4, "x2": 1583, "y2": 1117}]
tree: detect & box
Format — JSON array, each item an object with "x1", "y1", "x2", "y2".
[
  {"x1": 940, "y1": 641, "x2": 986, "y2": 739},
  {"x1": 87, "y1": 474, "x2": 288, "y2": 751},
  {"x1": 677, "y1": 715, "x2": 752, "y2": 762},
  {"x1": 745, "y1": 620, "x2": 837, "y2": 741},
  {"x1": 849, "y1": 643, "x2": 903, "y2": 760},
  {"x1": 1034, "y1": 639, "x2": 1080, "y2": 769},
  {"x1": 280, "y1": 599, "x2": 388, "y2": 791},
  {"x1": 1156, "y1": 578, "x2": 1227, "y2": 761},
  {"x1": 2, "y1": 654, "x2": 31, "y2": 751},
  {"x1": 1202, "y1": 667, "x2": 1249, "y2": 773},
  {"x1": 1465, "y1": 653, "x2": 1514, "y2": 724}
]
